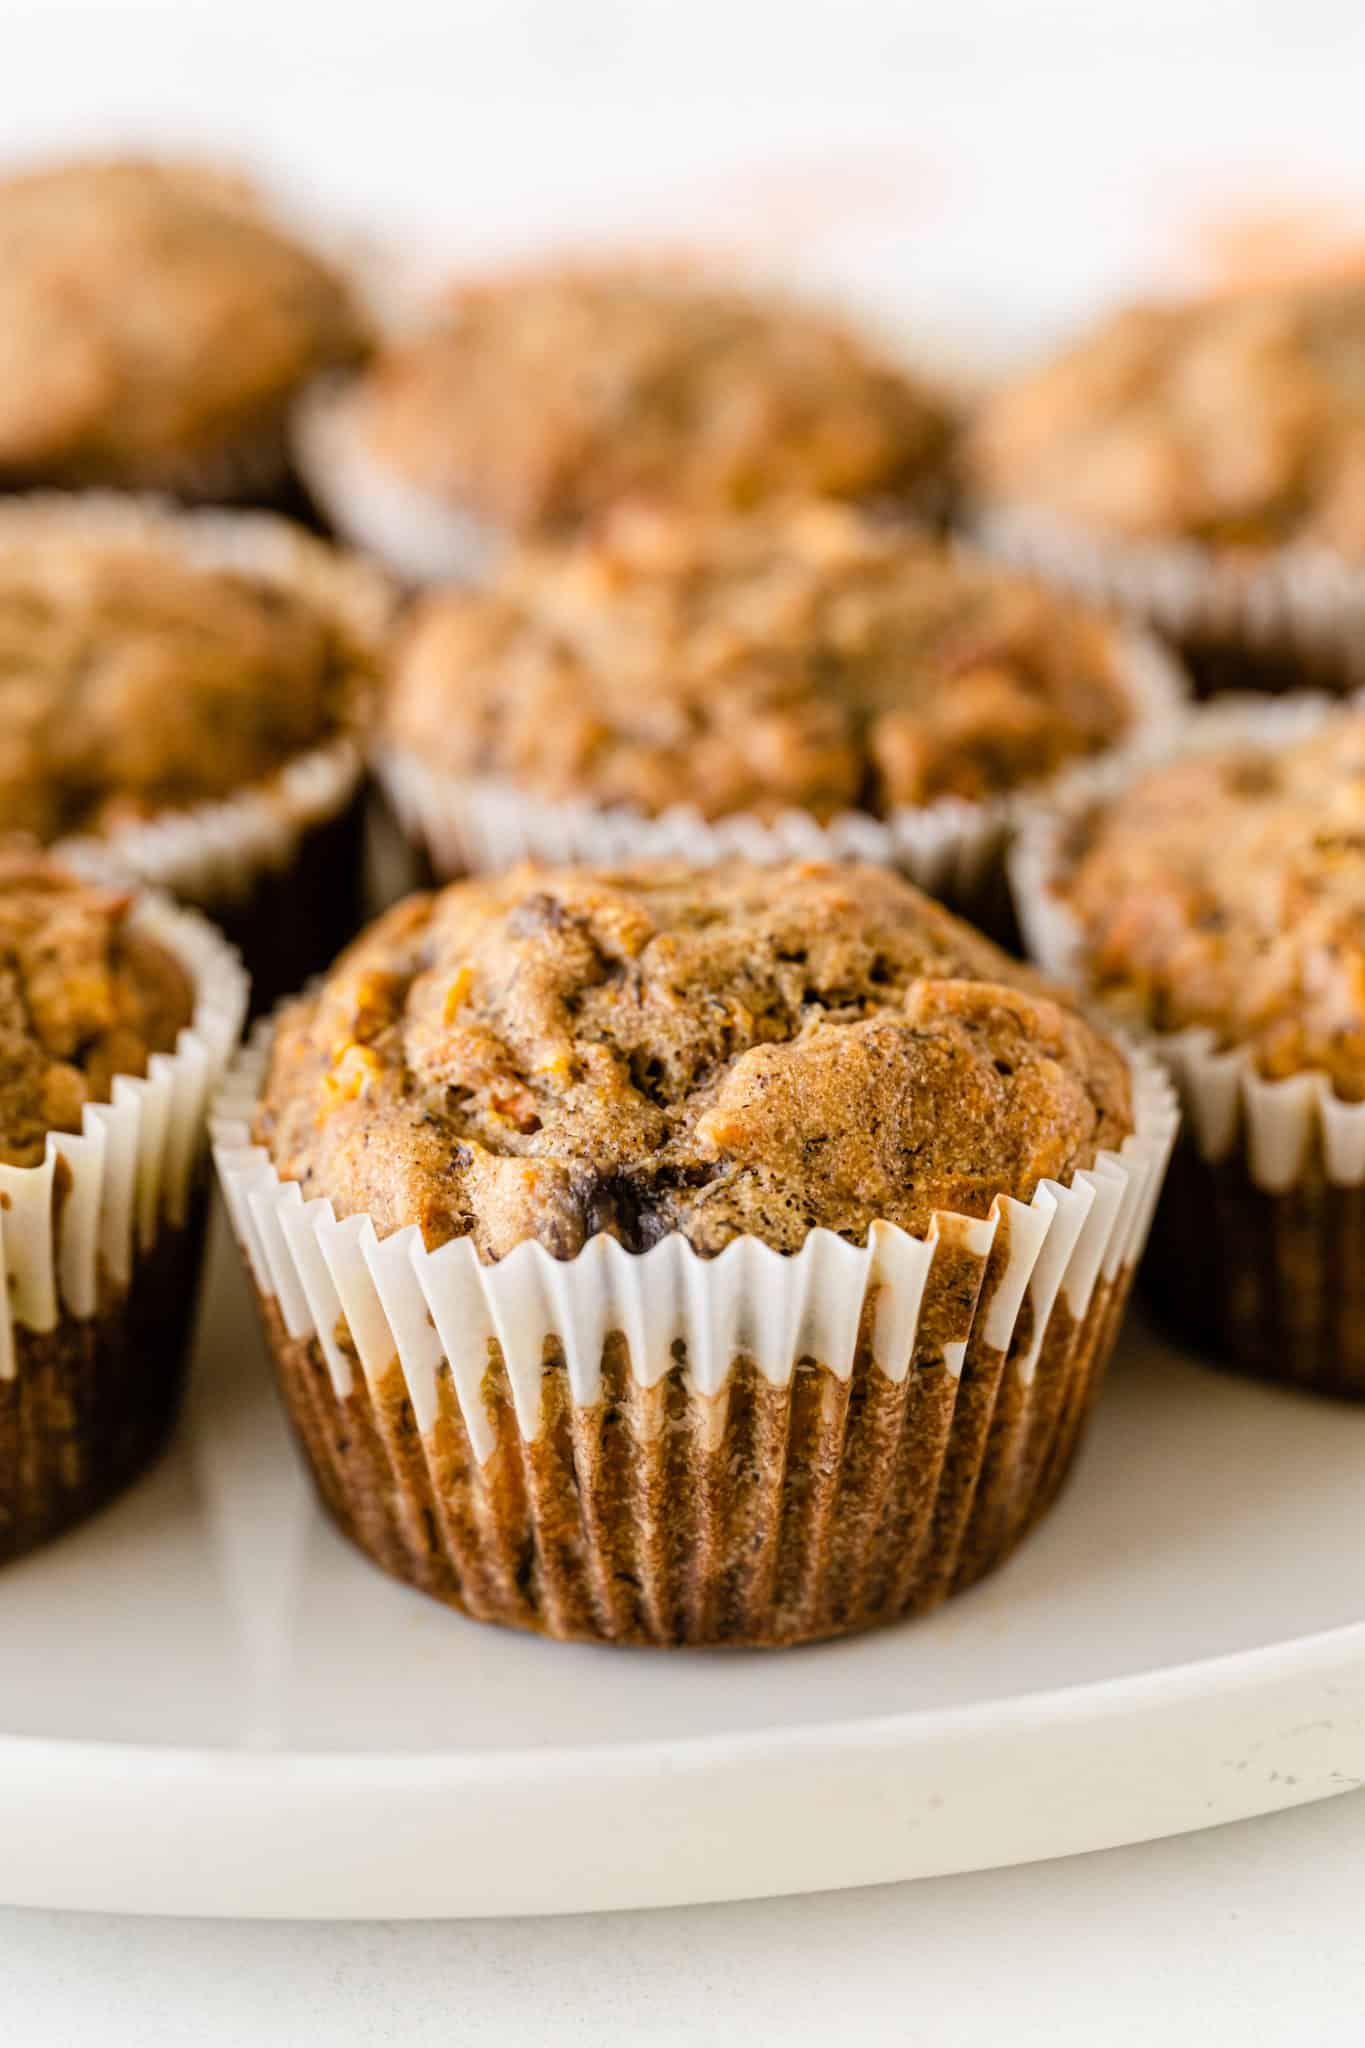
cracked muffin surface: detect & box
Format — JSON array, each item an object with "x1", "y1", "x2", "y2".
[
  {"x1": 1053, "y1": 711, "x2": 1365, "y2": 1095},
  {"x1": 0, "y1": 518, "x2": 378, "y2": 841},
  {"x1": 0, "y1": 847, "x2": 193, "y2": 1167},
  {"x1": 967, "y1": 282, "x2": 1365, "y2": 552},
  {"x1": 383, "y1": 502, "x2": 1134, "y2": 818},
  {"x1": 355, "y1": 264, "x2": 950, "y2": 537},
  {"x1": 0, "y1": 157, "x2": 366, "y2": 489},
  {"x1": 256, "y1": 859, "x2": 1133, "y2": 1260}
]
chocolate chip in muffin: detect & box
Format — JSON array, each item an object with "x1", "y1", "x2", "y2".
[{"x1": 256, "y1": 860, "x2": 1133, "y2": 1261}]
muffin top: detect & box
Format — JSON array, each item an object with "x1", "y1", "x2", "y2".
[
  {"x1": 0, "y1": 848, "x2": 193, "y2": 1167},
  {"x1": 0, "y1": 515, "x2": 380, "y2": 842},
  {"x1": 0, "y1": 157, "x2": 366, "y2": 486},
  {"x1": 383, "y1": 503, "x2": 1135, "y2": 819},
  {"x1": 354, "y1": 266, "x2": 950, "y2": 538},
  {"x1": 1053, "y1": 710, "x2": 1365, "y2": 1094},
  {"x1": 257, "y1": 860, "x2": 1133, "y2": 1261},
  {"x1": 967, "y1": 282, "x2": 1365, "y2": 553}
]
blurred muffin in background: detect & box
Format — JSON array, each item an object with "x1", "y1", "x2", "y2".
[
  {"x1": 0, "y1": 495, "x2": 392, "y2": 1005},
  {"x1": 373, "y1": 499, "x2": 1185, "y2": 936},
  {"x1": 0, "y1": 157, "x2": 368, "y2": 506},
  {"x1": 964, "y1": 281, "x2": 1365, "y2": 699},
  {"x1": 294, "y1": 262, "x2": 955, "y2": 583}
]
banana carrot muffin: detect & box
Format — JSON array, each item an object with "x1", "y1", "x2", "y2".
[
  {"x1": 965, "y1": 283, "x2": 1365, "y2": 697},
  {"x1": 0, "y1": 157, "x2": 367, "y2": 506},
  {"x1": 294, "y1": 263, "x2": 953, "y2": 582},
  {"x1": 1013, "y1": 697, "x2": 1365, "y2": 1396},
  {"x1": 376, "y1": 500, "x2": 1183, "y2": 933},
  {"x1": 218, "y1": 859, "x2": 1174, "y2": 1647},
  {"x1": 0, "y1": 847, "x2": 246, "y2": 1560},
  {"x1": 0, "y1": 495, "x2": 391, "y2": 1003}
]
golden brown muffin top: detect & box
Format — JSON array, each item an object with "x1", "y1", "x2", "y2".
[
  {"x1": 257, "y1": 860, "x2": 1133, "y2": 1260},
  {"x1": 357, "y1": 265, "x2": 950, "y2": 538},
  {"x1": 383, "y1": 502, "x2": 1134, "y2": 818},
  {"x1": 1054, "y1": 711, "x2": 1365, "y2": 1094},
  {"x1": 0, "y1": 847, "x2": 193, "y2": 1166},
  {"x1": 967, "y1": 283, "x2": 1365, "y2": 553},
  {"x1": 0, "y1": 158, "x2": 366, "y2": 485},
  {"x1": 0, "y1": 523, "x2": 374, "y2": 842}
]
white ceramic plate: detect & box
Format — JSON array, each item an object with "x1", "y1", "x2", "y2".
[{"x1": 0, "y1": 1206, "x2": 1361, "y2": 1920}]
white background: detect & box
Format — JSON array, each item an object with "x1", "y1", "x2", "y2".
[{"x1": 3, "y1": 0, "x2": 1364, "y2": 2037}]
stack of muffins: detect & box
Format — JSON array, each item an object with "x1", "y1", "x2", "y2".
[{"x1": 2, "y1": 147, "x2": 1356, "y2": 1661}]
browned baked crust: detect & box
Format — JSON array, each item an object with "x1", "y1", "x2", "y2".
[
  {"x1": 0, "y1": 847, "x2": 193, "y2": 1166},
  {"x1": 355, "y1": 265, "x2": 951, "y2": 536},
  {"x1": 382, "y1": 502, "x2": 1134, "y2": 818},
  {"x1": 1052, "y1": 709, "x2": 1365, "y2": 1095},
  {"x1": 966, "y1": 284, "x2": 1365, "y2": 553},
  {"x1": 255, "y1": 859, "x2": 1133, "y2": 1261},
  {"x1": 0, "y1": 158, "x2": 366, "y2": 489},
  {"x1": 0, "y1": 517, "x2": 376, "y2": 840}
]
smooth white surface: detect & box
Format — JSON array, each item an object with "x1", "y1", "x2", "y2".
[
  {"x1": 0, "y1": 1209, "x2": 1360, "y2": 1919},
  {"x1": 2, "y1": 1789, "x2": 1364, "y2": 2048}
]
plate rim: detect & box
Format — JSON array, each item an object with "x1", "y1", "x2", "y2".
[{"x1": 3, "y1": 1610, "x2": 1363, "y2": 1782}]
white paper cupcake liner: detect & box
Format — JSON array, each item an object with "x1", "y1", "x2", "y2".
[
  {"x1": 1010, "y1": 689, "x2": 1365, "y2": 1194},
  {"x1": 971, "y1": 505, "x2": 1365, "y2": 691},
  {"x1": 213, "y1": 1027, "x2": 1175, "y2": 1460},
  {"x1": 0, "y1": 893, "x2": 247, "y2": 1358},
  {"x1": 293, "y1": 375, "x2": 501, "y2": 586},
  {"x1": 373, "y1": 621, "x2": 1188, "y2": 922}
]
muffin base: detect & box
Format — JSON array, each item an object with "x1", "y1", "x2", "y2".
[
  {"x1": 1143, "y1": 1140, "x2": 1365, "y2": 1400},
  {"x1": 199, "y1": 783, "x2": 366, "y2": 1014},
  {"x1": 0, "y1": 1204, "x2": 205, "y2": 1565},
  {"x1": 1177, "y1": 633, "x2": 1353, "y2": 702},
  {"x1": 254, "y1": 1265, "x2": 1123, "y2": 1649}
]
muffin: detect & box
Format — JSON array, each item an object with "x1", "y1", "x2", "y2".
[
  {"x1": 1012, "y1": 694, "x2": 1365, "y2": 1397},
  {"x1": 375, "y1": 500, "x2": 1186, "y2": 936},
  {"x1": 0, "y1": 494, "x2": 392, "y2": 1005},
  {"x1": 294, "y1": 263, "x2": 953, "y2": 583},
  {"x1": 214, "y1": 860, "x2": 1175, "y2": 1647},
  {"x1": 965, "y1": 282, "x2": 1365, "y2": 697},
  {"x1": 0, "y1": 847, "x2": 246, "y2": 1560},
  {"x1": 0, "y1": 156, "x2": 367, "y2": 507}
]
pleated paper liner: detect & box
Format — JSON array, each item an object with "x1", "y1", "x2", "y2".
[
  {"x1": 212, "y1": 1031, "x2": 1176, "y2": 1648},
  {"x1": 0, "y1": 493, "x2": 396, "y2": 1007},
  {"x1": 0, "y1": 896, "x2": 248, "y2": 1562},
  {"x1": 971, "y1": 503, "x2": 1365, "y2": 701},
  {"x1": 1010, "y1": 690, "x2": 1365, "y2": 1397},
  {"x1": 372, "y1": 621, "x2": 1187, "y2": 946}
]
